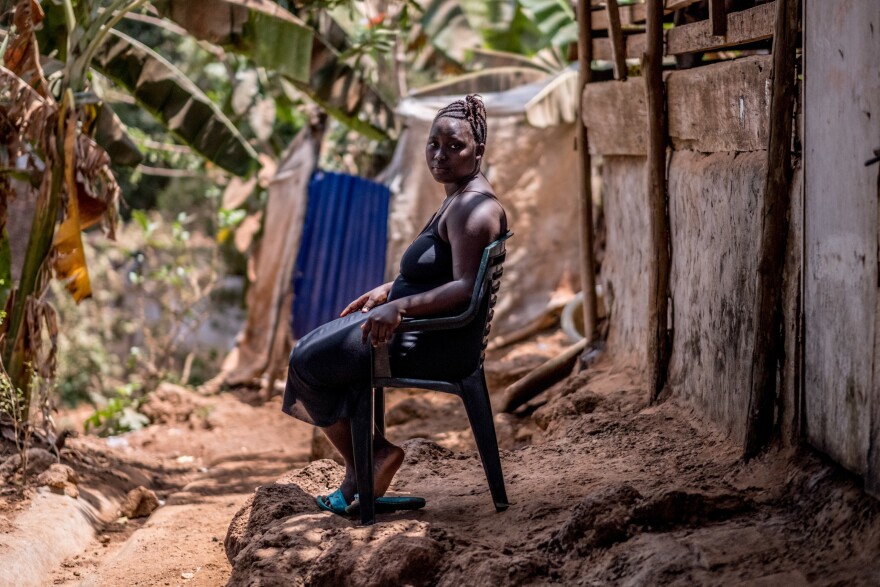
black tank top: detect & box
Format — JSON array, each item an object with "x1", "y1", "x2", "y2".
[{"x1": 388, "y1": 191, "x2": 505, "y2": 302}]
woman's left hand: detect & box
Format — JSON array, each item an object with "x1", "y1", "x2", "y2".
[{"x1": 361, "y1": 301, "x2": 403, "y2": 346}]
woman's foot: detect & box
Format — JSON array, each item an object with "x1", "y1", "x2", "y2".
[
  {"x1": 330, "y1": 443, "x2": 405, "y2": 505},
  {"x1": 373, "y1": 443, "x2": 405, "y2": 498}
]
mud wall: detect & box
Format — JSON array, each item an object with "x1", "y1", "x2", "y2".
[
  {"x1": 665, "y1": 151, "x2": 765, "y2": 443},
  {"x1": 600, "y1": 156, "x2": 649, "y2": 370},
  {"x1": 584, "y1": 55, "x2": 797, "y2": 442}
]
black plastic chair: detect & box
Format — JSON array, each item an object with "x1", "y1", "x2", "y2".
[{"x1": 351, "y1": 231, "x2": 513, "y2": 525}]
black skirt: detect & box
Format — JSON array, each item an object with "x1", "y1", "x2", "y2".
[{"x1": 282, "y1": 291, "x2": 485, "y2": 427}]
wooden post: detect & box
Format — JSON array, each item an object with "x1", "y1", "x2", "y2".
[
  {"x1": 708, "y1": 0, "x2": 728, "y2": 36},
  {"x1": 643, "y1": 0, "x2": 671, "y2": 401},
  {"x1": 576, "y1": 0, "x2": 599, "y2": 343},
  {"x1": 606, "y1": 0, "x2": 628, "y2": 81},
  {"x1": 743, "y1": 0, "x2": 799, "y2": 459}
]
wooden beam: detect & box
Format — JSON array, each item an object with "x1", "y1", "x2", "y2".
[
  {"x1": 577, "y1": 0, "x2": 600, "y2": 344},
  {"x1": 501, "y1": 340, "x2": 587, "y2": 413},
  {"x1": 743, "y1": 0, "x2": 799, "y2": 459},
  {"x1": 643, "y1": 0, "x2": 672, "y2": 402},
  {"x1": 667, "y1": 55, "x2": 772, "y2": 152},
  {"x1": 606, "y1": 0, "x2": 628, "y2": 80},
  {"x1": 592, "y1": 3, "x2": 646, "y2": 30},
  {"x1": 593, "y1": 32, "x2": 646, "y2": 61},
  {"x1": 667, "y1": 1, "x2": 776, "y2": 55},
  {"x1": 582, "y1": 79, "x2": 648, "y2": 155},
  {"x1": 664, "y1": 0, "x2": 702, "y2": 12},
  {"x1": 708, "y1": 0, "x2": 728, "y2": 36}
]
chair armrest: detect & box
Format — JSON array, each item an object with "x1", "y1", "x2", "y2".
[
  {"x1": 394, "y1": 231, "x2": 512, "y2": 334},
  {"x1": 394, "y1": 309, "x2": 479, "y2": 332}
]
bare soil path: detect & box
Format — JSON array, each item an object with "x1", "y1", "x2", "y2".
[
  {"x1": 2, "y1": 332, "x2": 878, "y2": 586},
  {"x1": 47, "y1": 389, "x2": 313, "y2": 586}
]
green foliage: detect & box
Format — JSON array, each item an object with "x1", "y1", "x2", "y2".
[
  {"x1": 83, "y1": 382, "x2": 148, "y2": 436},
  {"x1": 92, "y1": 29, "x2": 259, "y2": 177},
  {"x1": 513, "y1": 0, "x2": 577, "y2": 50}
]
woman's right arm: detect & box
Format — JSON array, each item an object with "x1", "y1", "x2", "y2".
[{"x1": 340, "y1": 281, "x2": 395, "y2": 317}]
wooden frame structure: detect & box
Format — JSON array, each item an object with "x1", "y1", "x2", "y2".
[{"x1": 579, "y1": 0, "x2": 795, "y2": 456}]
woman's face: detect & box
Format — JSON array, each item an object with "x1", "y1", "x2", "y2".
[{"x1": 425, "y1": 117, "x2": 484, "y2": 184}]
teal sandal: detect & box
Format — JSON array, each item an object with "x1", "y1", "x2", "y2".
[
  {"x1": 317, "y1": 489, "x2": 426, "y2": 517},
  {"x1": 316, "y1": 488, "x2": 351, "y2": 516}
]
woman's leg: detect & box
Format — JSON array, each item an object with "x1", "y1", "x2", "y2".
[{"x1": 321, "y1": 418, "x2": 405, "y2": 503}]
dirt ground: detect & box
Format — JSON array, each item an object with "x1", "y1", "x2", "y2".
[{"x1": 1, "y1": 331, "x2": 879, "y2": 586}]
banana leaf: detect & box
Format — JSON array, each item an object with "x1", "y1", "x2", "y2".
[
  {"x1": 517, "y1": 0, "x2": 579, "y2": 50},
  {"x1": 152, "y1": 0, "x2": 313, "y2": 84},
  {"x1": 153, "y1": 0, "x2": 392, "y2": 141},
  {"x1": 524, "y1": 66, "x2": 578, "y2": 127},
  {"x1": 420, "y1": 0, "x2": 482, "y2": 64},
  {"x1": 91, "y1": 29, "x2": 259, "y2": 177},
  {"x1": 460, "y1": 0, "x2": 516, "y2": 33},
  {"x1": 93, "y1": 101, "x2": 143, "y2": 168}
]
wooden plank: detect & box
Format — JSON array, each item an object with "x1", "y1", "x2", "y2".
[
  {"x1": 743, "y1": 0, "x2": 798, "y2": 459},
  {"x1": 708, "y1": 0, "x2": 727, "y2": 36},
  {"x1": 592, "y1": 3, "x2": 646, "y2": 29},
  {"x1": 582, "y1": 79, "x2": 647, "y2": 155},
  {"x1": 666, "y1": 55, "x2": 771, "y2": 152},
  {"x1": 592, "y1": 32, "x2": 646, "y2": 61},
  {"x1": 606, "y1": 0, "x2": 628, "y2": 80},
  {"x1": 643, "y1": 0, "x2": 672, "y2": 401},
  {"x1": 804, "y1": 0, "x2": 880, "y2": 491},
  {"x1": 664, "y1": 0, "x2": 702, "y2": 12},
  {"x1": 578, "y1": 0, "x2": 600, "y2": 342},
  {"x1": 666, "y1": 2, "x2": 776, "y2": 55}
]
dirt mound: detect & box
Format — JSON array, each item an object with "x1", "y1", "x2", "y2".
[
  {"x1": 223, "y1": 360, "x2": 880, "y2": 586},
  {"x1": 139, "y1": 383, "x2": 213, "y2": 427},
  {"x1": 224, "y1": 459, "x2": 443, "y2": 587}
]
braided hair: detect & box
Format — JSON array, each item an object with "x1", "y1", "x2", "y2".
[{"x1": 434, "y1": 94, "x2": 488, "y2": 146}]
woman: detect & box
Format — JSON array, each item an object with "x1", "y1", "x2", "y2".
[{"x1": 283, "y1": 94, "x2": 507, "y2": 515}]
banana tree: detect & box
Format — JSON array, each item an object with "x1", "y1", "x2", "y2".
[{"x1": 0, "y1": 0, "x2": 291, "y2": 419}]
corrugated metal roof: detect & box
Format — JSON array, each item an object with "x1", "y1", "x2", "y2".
[{"x1": 291, "y1": 171, "x2": 391, "y2": 338}]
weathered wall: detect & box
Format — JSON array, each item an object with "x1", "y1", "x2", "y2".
[
  {"x1": 600, "y1": 156, "x2": 649, "y2": 371},
  {"x1": 803, "y1": 0, "x2": 880, "y2": 491},
  {"x1": 585, "y1": 55, "x2": 778, "y2": 441},
  {"x1": 666, "y1": 151, "x2": 766, "y2": 444}
]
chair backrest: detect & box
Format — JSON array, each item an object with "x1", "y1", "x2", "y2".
[{"x1": 475, "y1": 231, "x2": 512, "y2": 366}]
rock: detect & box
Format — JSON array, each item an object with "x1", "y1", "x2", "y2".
[
  {"x1": 119, "y1": 486, "x2": 160, "y2": 518},
  {"x1": 226, "y1": 460, "x2": 345, "y2": 561},
  {"x1": 401, "y1": 438, "x2": 457, "y2": 465},
  {"x1": 225, "y1": 459, "x2": 443, "y2": 587},
  {"x1": 229, "y1": 516, "x2": 441, "y2": 587},
  {"x1": 493, "y1": 413, "x2": 517, "y2": 450},
  {"x1": 533, "y1": 398, "x2": 578, "y2": 430},
  {"x1": 0, "y1": 448, "x2": 56, "y2": 478},
  {"x1": 385, "y1": 397, "x2": 434, "y2": 427},
  {"x1": 139, "y1": 383, "x2": 211, "y2": 426},
  {"x1": 309, "y1": 428, "x2": 343, "y2": 465},
  {"x1": 631, "y1": 489, "x2": 751, "y2": 530},
  {"x1": 550, "y1": 483, "x2": 643, "y2": 555},
  {"x1": 569, "y1": 389, "x2": 601, "y2": 414},
  {"x1": 36, "y1": 463, "x2": 79, "y2": 498},
  {"x1": 439, "y1": 551, "x2": 549, "y2": 587}
]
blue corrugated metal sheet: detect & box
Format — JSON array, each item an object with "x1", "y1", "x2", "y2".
[{"x1": 291, "y1": 171, "x2": 391, "y2": 338}]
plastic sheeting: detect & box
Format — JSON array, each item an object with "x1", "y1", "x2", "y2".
[{"x1": 291, "y1": 171, "x2": 391, "y2": 338}]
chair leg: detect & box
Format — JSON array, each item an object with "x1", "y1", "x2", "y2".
[
  {"x1": 350, "y1": 388, "x2": 376, "y2": 525},
  {"x1": 374, "y1": 387, "x2": 385, "y2": 436},
  {"x1": 460, "y1": 370, "x2": 509, "y2": 512}
]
